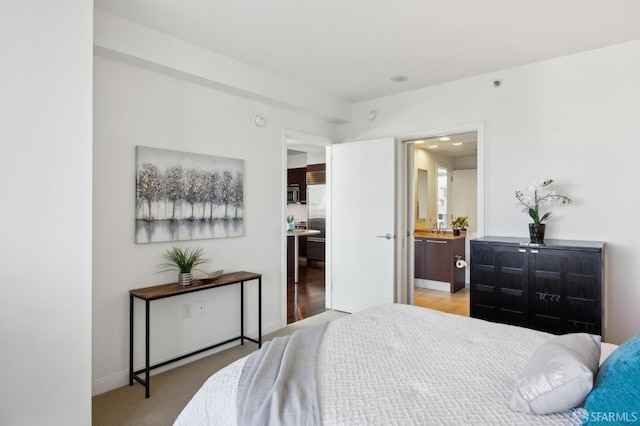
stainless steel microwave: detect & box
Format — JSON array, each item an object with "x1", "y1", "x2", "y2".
[{"x1": 287, "y1": 186, "x2": 300, "y2": 203}]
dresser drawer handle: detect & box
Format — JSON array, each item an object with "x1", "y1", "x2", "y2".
[{"x1": 518, "y1": 248, "x2": 526, "y2": 253}]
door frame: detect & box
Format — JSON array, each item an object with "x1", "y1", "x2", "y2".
[
  {"x1": 281, "y1": 122, "x2": 484, "y2": 322},
  {"x1": 396, "y1": 122, "x2": 485, "y2": 305},
  {"x1": 282, "y1": 129, "x2": 334, "y2": 325}
]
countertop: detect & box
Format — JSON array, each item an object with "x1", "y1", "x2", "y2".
[
  {"x1": 414, "y1": 230, "x2": 466, "y2": 240},
  {"x1": 287, "y1": 229, "x2": 320, "y2": 237}
]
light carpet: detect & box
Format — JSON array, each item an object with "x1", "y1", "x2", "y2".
[{"x1": 92, "y1": 310, "x2": 347, "y2": 426}]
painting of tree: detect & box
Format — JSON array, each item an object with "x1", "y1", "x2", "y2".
[{"x1": 135, "y1": 146, "x2": 244, "y2": 243}]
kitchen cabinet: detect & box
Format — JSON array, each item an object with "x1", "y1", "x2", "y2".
[
  {"x1": 414, "y1": 233, "x2": 465, "y2": 293},
  {"x1": 306, "y1": 163, "x2": 326, "y2": 173},
  {"x1": 287, "y1": 167, "x2": 306, "y2": 203},
  {"x1": 470, "y1": 237, "x2": 604, "y2": 335}
]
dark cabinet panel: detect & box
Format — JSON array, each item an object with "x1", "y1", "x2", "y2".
[
  {"x1": 306, "y1": 239, "x2": 325, "y2": 262},
  {"x1": 287, "y1": 167, "x2": 306, "y2": 203},
  {"x1": 470, "y1": 243, "x2": 528, "y2": 327},
  {"x1": 306, "y1": 163, "x2": 326, "y2": 172},
  {"x1": 299, "y1": 235, "x2": 307, "y2": 257},
  {"x1": 470, "y1": 237, "x2": 604, "y2": 335},
  {"x1": 414, "y1": 238, "x2": 426, "y2": 279},
  {"x1": 425, "y1": 240, "x2": 451, "y2": 282},
  {"x1": 287, "y1": 236, "x2": 295, "y2": 284},
  {"x1": 529, "y1": 248, "x2": 602, "y2": 334},
  {"x1": 415, "y1": 236, "x2": 465, "y2": 293}
]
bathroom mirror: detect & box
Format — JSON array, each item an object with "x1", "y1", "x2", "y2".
[{"x1": 417, "y1": 168, "x2": 428, "y2": 219}]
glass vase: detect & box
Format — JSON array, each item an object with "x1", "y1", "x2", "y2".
[{"x1": 528, "y1": 223, "x2": 546, "y2": 244}]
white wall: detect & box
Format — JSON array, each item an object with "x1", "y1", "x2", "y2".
[
  {"x1": 451, "y1": 169, "x2": 478, "y2": 233},
  {"x1": 341, "y1": 40, "x2": 640, "y2": 345},
  {"x1": 92, "y1": 55, "x2": 338, "y2": 394},
  {"x1": 287, "y1": 153, "x2": 307, "y2": 168},
  {"x1": 0, "y1": 1, "x2": 92, "y2": 424},
  {"x1": 454, "y1": 155, "x2": 478, "y2": 170}
]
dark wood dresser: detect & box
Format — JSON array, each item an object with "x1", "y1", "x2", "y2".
[{"x1": 470, "y1": 236, "x2": 604, "y2": 336}]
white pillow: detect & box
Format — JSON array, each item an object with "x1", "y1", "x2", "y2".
[{"x1": 509, "y1": 333, "x2": 601, "y2": 415}]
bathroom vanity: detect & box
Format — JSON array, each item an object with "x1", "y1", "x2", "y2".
[{"x1": 414, "y1": 231, "x2": 466, "y2": 293}]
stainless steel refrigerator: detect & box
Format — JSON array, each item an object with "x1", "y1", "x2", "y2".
[{"x1": 306, "y1": 170, "x2": 325, "y2": 262}]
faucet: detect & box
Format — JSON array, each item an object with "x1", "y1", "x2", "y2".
[{"x1": 438, "y1": 222, "x2": 446, "y2": 234}]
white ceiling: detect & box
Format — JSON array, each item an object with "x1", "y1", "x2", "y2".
[
  {"x1": 411, "y1": 132, "x2": 477, "y2": 158},
  {"x1": 95, "y1": 0, "x2": 640, "y2": 103}
]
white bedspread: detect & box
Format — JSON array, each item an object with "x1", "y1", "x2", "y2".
[{"x1": 175, "y1": 304, "x2": 614, "y2": 425}]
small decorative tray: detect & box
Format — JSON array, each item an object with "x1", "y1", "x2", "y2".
[{"x1": 194, "y1": 270, "x2": 224, "y2": 283}]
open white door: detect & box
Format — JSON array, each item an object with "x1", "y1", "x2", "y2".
[{"x1": 330, "y1": 138, "x2": 396, "y2": 313}]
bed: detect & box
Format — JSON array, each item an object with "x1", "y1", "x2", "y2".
[{"x1": 174, "y1": 303, "x2": 624, "y2": 425}]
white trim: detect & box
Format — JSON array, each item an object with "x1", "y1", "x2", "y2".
[
  {"x1": 395, "y1": 138, "x2": 413, "y2": 303},
  {"x1": 405, "y1": 142, "x2": 416, "y2": 306}
]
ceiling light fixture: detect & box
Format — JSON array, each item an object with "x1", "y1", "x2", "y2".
[
  {"x1": 452, "y1": 142, "x2": 463, "y2": 146},
  {"x1": 428, "y1": 145, "x2": 438, "y2": 148},
  {"x1": 413, "y1": 140, "x2": 425, "y2": 144},
  {"x1": 390, "y1": 75, "x2": 409, "y2": 83},
  {"x1": 439, "y1": 136, "x2": 451, "y2": 141}
]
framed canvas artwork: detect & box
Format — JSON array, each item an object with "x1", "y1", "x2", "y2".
[{"x1": 135, "y1": 146, "x2": 244, "y2": 243}]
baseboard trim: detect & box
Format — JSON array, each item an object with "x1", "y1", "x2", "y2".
[{"x1": 415, "y1": 278, "x2": 450, "y2": 292}]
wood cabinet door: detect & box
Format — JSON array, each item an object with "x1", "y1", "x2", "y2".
[
  {"x1": 414, "y1": 238, "x2": 426, "y2": 279},
  {"x1": 425, "y1": 239, "x2": 450, "y2": 282},
  {"x1": 470, "y1": 243, "x2": 528, "y2": 326},
  {"x1": 287, "y1": 167, "x2": 306, "y2": 203},
  {"x1": 529, "y1": 248, "x2": 602, "y2": 334},
  {"x1": 494, "y1": 245, "x2": 529, "y2": 327}
]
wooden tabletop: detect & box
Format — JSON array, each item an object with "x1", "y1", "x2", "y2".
[{"x1": 130, "y1": 271, "x2": 262, "y2": 301}]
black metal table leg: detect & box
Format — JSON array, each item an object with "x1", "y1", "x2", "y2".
[
  {"x1": 240, "y1": 281, "x2": 244, "y2": 345},
  {"x1": 258, "y1": 276, "x2": 262, "y2": 348},
  {"x1": 129, "y1": 294, "x2": 134, "y2": 386},
  {"x1": 145, "y1": 299, "x2": 150, "y2": 398}
]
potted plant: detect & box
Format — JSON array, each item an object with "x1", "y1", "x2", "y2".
[
  {"x1": 158, "y1": 246, "x2": 209, "y2": 286},
  {"x1": 451, "y1": 216, "x2": 469, "y2": 236},
  {"x1": 515, "y1": 178, "x2": 572, "y2": 244}
]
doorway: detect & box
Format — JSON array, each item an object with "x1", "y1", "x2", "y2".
[
  {"x1": 283, "y1": 131, "x2": 333, "y2": 324},
  {"x1": 401, "y1": 124, "x2": 484, "y2": 313}
]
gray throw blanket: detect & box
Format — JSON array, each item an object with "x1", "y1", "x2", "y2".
[{"x1": 237, "y1": 323, "x2": 328, "y2": 426}]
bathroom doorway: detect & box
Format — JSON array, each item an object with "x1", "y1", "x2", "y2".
[{"x1": 405, "y1": 127, "x2": 482, "y2": 316}]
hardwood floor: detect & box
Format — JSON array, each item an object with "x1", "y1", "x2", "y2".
[
  {"x1": 287, "y1": 260, "x2": 326, "y2": 324},
  {"x1": 288, "y1": 261, "x2": 470, "y2": 322},
  {"x1": 413, "y1": 286, "x2": 470, "y2": 316}
]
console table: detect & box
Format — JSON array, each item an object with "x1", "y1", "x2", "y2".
[{"x1": 129, "y1": 271, "x2": 262, "y2": 397}]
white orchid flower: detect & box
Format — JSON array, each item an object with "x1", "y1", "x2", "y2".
[{"x1": 515, "y1": 178, "x2": 572, "y2": 224}]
